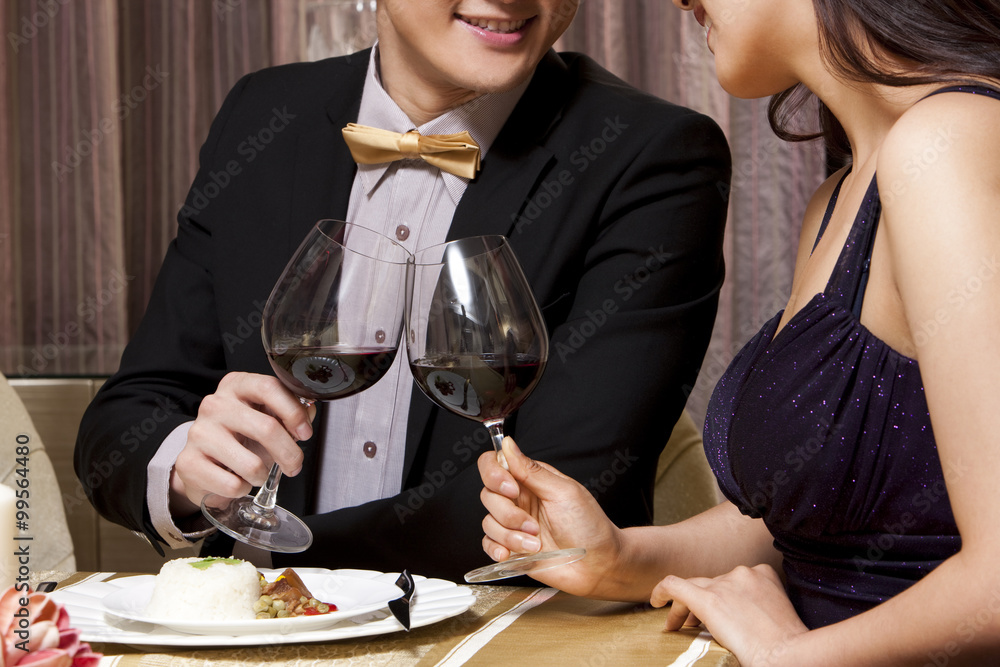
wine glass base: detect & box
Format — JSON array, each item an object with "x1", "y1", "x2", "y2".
[
  {"x1": 201, "y1": 494, "x2": 313, "y2": 553},
  {"x1": 463, "y1": 547, "x2": 586, "y2": 583}
]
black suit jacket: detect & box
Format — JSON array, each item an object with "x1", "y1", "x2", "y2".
[{"x1": 76, "y1": 50, "x2": 730, "y2": 582}]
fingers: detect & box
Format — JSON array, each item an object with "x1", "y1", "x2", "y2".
[
  {"x1": 652, "y1": 575, "x2": 708, "y2": 631},
  {"x1": 196, "y1": 373, "x2": 309, "y2": 474},
  {"x1": 175, "y1": 372, "x2": 315, "y2": 505},
  {"x1": 481, "y1": 507, "x2": 542, "y2": 556},
  {"x1": 482, "y1": 535, "x2": 511, "y2": 563},
  {"x1": 175, "y1": 443, "x2": 255, "y2": 503},
  {"x1": 478, "y1": 437, "x2": 574, "y2": 499},
  {"x1": 666, "y1": 605, "x2": 702, "y2": 632},
  {"x1": 220, "y1": 371, "x2": 315, "y2": 445},
  {"x1": 500, "y1": 437, "x2": 573, "y2": 493},
  {"x1": 501, "y1": 436, "x2": 537, "y2": 483},
  {"x1": 478, "y1": 449, "x2": 520, "y2": 499},
  {"x1": 480, "y1": 485, "x2": 540, "y2": 534}
]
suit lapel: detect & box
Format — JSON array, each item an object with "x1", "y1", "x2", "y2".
[
  {"x1": 447, "y1": 51, "x2": 570, "y2": 242},
  {"x1": 286, "y1": 52, "x2": 370, "y2": 254}
]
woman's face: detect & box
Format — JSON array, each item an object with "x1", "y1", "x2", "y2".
[{"x1": 671, "y1": 0, "x2": 819, "y2": 99}]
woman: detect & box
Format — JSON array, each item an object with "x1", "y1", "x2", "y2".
[{"x1": 477, "y1": 1, "x2": 1000, "y2": 664}]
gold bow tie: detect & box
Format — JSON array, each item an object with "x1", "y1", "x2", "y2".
[{"x1": 342, "y1": 123, "x2": 481, "y2": 179}]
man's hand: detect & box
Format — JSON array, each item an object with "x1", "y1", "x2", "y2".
[{"x1": 170, "y1": 372, "x2": 316, "y2": 515}]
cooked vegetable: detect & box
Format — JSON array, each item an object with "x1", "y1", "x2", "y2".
[{"x1": 254, "y1": 568, "x2": 338, "y2": 618}]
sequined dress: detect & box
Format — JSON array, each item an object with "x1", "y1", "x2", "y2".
[{"x1": 701, "y1": 85, "x2": 1000, "y2": 628}]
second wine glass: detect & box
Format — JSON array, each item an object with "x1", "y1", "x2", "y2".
[
  {"x1": 406, "y1": 235, "x2": 585, "y2": 582},
  {"x1": 201, "y1": 219, "x2": 412, "y2": 552}
]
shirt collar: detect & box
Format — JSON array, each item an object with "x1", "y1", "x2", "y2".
[{"x1": 353, "y1": 43, "x2": 531, "y2": 203}]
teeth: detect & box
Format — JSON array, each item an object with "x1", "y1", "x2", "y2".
[{"x1": 459, "y1": 15, "x2": 527, "y2": 33}]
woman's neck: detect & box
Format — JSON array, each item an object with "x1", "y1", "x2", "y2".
[{"x1": 810, "y1": 76, "x2": 943, "y2": 166}]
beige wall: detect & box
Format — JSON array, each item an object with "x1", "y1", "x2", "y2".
[{"x1": 10, "y1": 378, "x2": 196, "y2": 573}]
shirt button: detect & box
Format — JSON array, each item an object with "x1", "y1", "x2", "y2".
[
  {"x1": 395, "y1": 224, "x2": 410, "y2": 241},
  {"x1": 375, "y1": 329, "x2": 386, "y2": 344},
  {"x1": 363, "y1": 441, "x2": 378, "y2": 458}
]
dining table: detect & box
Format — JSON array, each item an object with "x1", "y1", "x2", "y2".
[{"x1": 32, "y1": 568, "x2": 739, "y2": 666}]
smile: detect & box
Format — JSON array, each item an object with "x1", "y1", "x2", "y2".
[{"x1": 456, "y1": 14, "x2": 530, "y2": 34}]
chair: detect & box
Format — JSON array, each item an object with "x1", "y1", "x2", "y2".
[
  {"x1": 0, "y1": 371, "x2": 76, "y2": 573},
  {"x1": 653, "y1": 410, "x2": 720, "y2": 526}
]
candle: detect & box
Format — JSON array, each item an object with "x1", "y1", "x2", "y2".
[{"x1": 0, "y1": 484, "x2": 15, "y2": 591}]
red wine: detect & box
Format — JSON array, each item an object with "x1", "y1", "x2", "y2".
[
  {"x1": 410, "y1": 353, "x2": 545, "y2": 422},
  {"x1": 268, "y1": 346, "x2": 398, "y2": 401}
]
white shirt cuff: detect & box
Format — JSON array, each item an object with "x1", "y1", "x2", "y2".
[{"x1": 146, "y1": 420, "x2": 217, "y2": 549}]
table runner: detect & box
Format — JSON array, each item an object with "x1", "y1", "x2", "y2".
[{"x1": 49, "y1": 573, "x2": 737, "y2": 666}]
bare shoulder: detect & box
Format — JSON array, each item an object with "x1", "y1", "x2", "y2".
[
  {"x1": 876, "y1": 86, "x2": 1000, "y2": 306},
  {"x1": 878, "y1": 88, "x2": 1000, "y2": 210}
]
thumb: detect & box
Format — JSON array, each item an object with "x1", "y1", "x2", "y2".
[{"x1": 500, "y1": 437, "x2": 569, "y2": 496}]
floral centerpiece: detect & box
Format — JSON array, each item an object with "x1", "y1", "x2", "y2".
[{"x1": 1, "y1": 585, "x2": 101, "y2": 667}]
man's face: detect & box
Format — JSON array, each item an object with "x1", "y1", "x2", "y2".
[{"x1": 376, "y1": 0, "x2": 580, "y2": 102}]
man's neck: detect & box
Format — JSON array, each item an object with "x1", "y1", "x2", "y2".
[
  {"x1": 380, "y1": 72, "x2": 481, "y2": 126},
  {"x1": 373, "y1": 42, "x2": 486, "y2": 126}
]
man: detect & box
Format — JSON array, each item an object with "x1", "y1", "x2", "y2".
[{"x1": 75, "y1": 0, "x2": 730, "y2": 582}]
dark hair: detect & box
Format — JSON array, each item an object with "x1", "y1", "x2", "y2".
[{"x1": 768, "y1": 0, "x2": 1000, "y2": 160}]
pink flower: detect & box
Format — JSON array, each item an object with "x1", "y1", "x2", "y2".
[{"x1": 1, "y1": 585, "x2": 102, "y2": 667}]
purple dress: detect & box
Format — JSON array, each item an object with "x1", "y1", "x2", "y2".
[{"x1": 702, "y1": 85, "x2": 998, "y2": 628}]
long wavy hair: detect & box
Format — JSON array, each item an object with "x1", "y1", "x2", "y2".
[{"x1": 769, "y1": 0, "x2": 1000, "y2": 160}]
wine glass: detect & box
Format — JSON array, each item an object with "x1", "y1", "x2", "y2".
[
  {"x1": 201, "y1": 219, "x2": 412, "y2": 552},
  {"x1": 406, "y1": 235, "x2": 585, "y2": 582}
]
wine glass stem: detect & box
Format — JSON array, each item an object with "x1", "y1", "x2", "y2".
[
  {"x1": 252, "y1": 463, "x2": 282, "y2": 512},
  {"x1": 484, "y1": 418, "x2": 508, "y2": 470},
  {"x1": 250, "y1": 396, "x2": 312, "y2": 513}
]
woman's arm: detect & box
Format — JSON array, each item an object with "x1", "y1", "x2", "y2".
[{"x1": 479, "y1": 438, "x2": 779, "y2": 602}]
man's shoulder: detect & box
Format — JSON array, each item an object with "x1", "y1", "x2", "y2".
[
  {"x1": 548, "y1": 51, "x2": 714, "y2": 129},
  {"x1": 537, "y1": 51, "x2": 723, "y2": 150},
  {"x1": 224, "y1": 49, "x2": 370, "y2": 109},
  {"x1": 554, "y1": 52, "x2": 684, "y2": 110}
]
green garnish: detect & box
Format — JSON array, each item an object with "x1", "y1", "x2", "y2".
[{"x1": 189, "y1": 557, "x2": 243, "y2": 570}]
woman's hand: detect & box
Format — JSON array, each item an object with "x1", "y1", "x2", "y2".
[
  {"x1": 651, "y1": 564, "x2": 808, "y2": 667},
  {"x1": 170, "y1": 372, "x2": 316, "y2": 515},
  {"x1": 478, "y1": 437, "x2": 627, "y2": 598}
]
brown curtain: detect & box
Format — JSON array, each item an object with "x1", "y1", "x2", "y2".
[
  {"x1": 116, "y1": 0, "x2": 271, "y2": 331},
  {"x1": 1, "y1": 0, "x2": 272, "y2": 376},
  {"x1": 2, "y1": 0, "x2": 825, "y2": 426},
  {"x1": 2, "y1": 0, "x2": 126, "y2": 376}
]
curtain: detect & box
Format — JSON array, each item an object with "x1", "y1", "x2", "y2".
[
  {"x1": 2, "y1": 0, "x2": 826, "y2": 423},
  {"x1": 2, "y1": 0, "x2": 127, "y2": 376}
]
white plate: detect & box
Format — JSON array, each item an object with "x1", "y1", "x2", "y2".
[
  {"x1": 52, "y1": 569, "x2": 475, "y2": 647},
  {"x1": 101, "y1": 570, "x2": 401, "y2": 635}
]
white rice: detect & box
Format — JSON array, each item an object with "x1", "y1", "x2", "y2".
[{"x1": 143, "y1": 557, "x2": 260, "y2": 621}]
